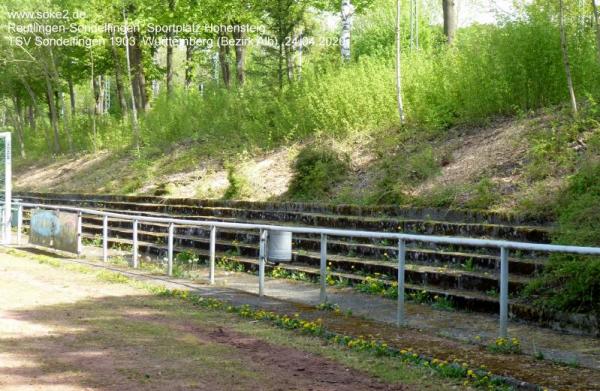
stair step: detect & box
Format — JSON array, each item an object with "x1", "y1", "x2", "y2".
[
  {"x1": 18, "y1": 191, "x2": 553, "y2": 225},
  {"x1": 81, "y1": 222, "x2": 544, "y2": 275},
  {"x1": 88, "y1": 234, "x2": 506, "y2": 314},
  {"x1": 83, "y1": 231, "x2": 529, "y2": 296},
  {"x1": 23, "y1": 207, "x2": 550, "y2": 258},
  {"x1": 19, "y1": 195, "x2": 552, "y2": 242}
]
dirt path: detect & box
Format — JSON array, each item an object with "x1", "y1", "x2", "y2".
[{"x1": 0, "y1": 253, "x2": 407, "y2": 391}]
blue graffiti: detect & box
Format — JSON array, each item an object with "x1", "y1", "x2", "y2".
[{"x1": 31, "y1": 210, "x2": 61, "y2": 237}]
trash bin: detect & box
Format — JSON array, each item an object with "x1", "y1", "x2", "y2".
[{"x1": 267, "y1": 230, "x2": 292, "y2": 263}]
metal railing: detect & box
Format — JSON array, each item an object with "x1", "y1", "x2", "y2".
[{"x1": 11, "y1": 201, "x2": 600, "y2": 338}]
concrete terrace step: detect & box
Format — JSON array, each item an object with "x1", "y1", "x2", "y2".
[
  {"x1": 19, "y1": 205, "x2": 542, "y2": 264},
  {"x1": 85, "y1": 234, "x2": 512, "y2": 314},
  {"x1": 21, "y1": 211, "x2": 548, "y2": 275},
  {"x1": 79, "y1": 221, "x2": 544, "y2": 277},
  {"x1": 18, "y1": 191, "x2": 553, "y2": 225},
  {"x1": 80, "y1": 227, "x2": 530, "y2": 297},
  {"x1": 17, "y1": 194, "x2": 552, "y2": 242}
]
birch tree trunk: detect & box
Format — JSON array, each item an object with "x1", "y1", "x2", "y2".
[
  {"x1": 443, "y1": 0, "x2": 457, "y2": 44},
  {"x1": 560, "y1": 0, "x2": 578, "y2": 116},
  {"x1": 68, "y1": 77, "x2": 76, "y2": 115},
  {"x1": 341, "y1": 0, "x2": 355, "y2": 61},
  {"x1": 396, "y1": 0, "x2": 405, "y2": 124}
]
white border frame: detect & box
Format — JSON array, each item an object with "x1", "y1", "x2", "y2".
[{"x1": 0, "y1": 132, "x2": 11, "y2": 244}]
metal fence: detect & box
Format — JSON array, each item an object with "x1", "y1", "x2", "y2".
[{"x1": 12, "y1": 201, "x2": 600, "y2": 338}]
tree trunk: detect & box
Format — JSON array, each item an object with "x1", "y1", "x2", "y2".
[
  {"x1": 45, "y1": 75, "x2": 61, "y2": 154},
  {"x1": 59, "y1": 90, "x2": 73, "y2": 152},
  {"x1": 560, "y1": 0, "x2": 578, "y2": 116},
  {"x1": 90, "y1": 49, "x2": 97, "y2": 151},
  {"x1": 396, "y1": 0, "x2": 405, "y2": 124},
  {"x1": 47, "y1": 47, "x2": 73, "y2": 151},
  {"x1": 297, "y1": 30, "x2": 303, "y2": 80},
  {"x1": 28, "y1": 104, "x2": 35, "y2": 130},
  {"x1": 166, "y1": 0, "x2": 175, "y2": 96},
  {"x1": 442, "y1": 0, "x2": 457, "y2": 44},
  {"x1": 218, "y1": 31, "x2": 231, "y2": 88},
  {"x1": 285, "y1": 42, "x2": 293, "y2": 81},
  {"x1": 166, "y1": 41, "x2": 173, "y2": 95},
  {"x1": 68, "y1": 77, "x2": 76, "y2": 115},
  {"x1": 11, "y1": 96, "x2": 26, "y2": 158},
  {"x1": 410, "y1": 0, "x2": 419, "y2": 49},
  {"x1": 278, "y1": 39, "x2": 284, "y2": 89},
  {"x1": 123, "y1": 8, "x2": 140, "y2": 149},
  {"x1": 93, "y1": 75, "x2": 105, "y2": 115},
  {"x1": 232, "y1": 25, "x2": 246, "y2": 86},
  {"x1": 341, "y1": 0, "x2": 355, "y2": 61},
  {"x1": 593, "y1": 0, "x2": 600, "y2": 65},
  {"x1": 131, "y1": 30, "x2": 148, "y2": 111},
  {"x1": 185, "y1": 44, "x2": 194, "y2": 89},
  {"x1": 18, "y1": 77, "x2": 37, "y2": 132},
  {"x1": 110, "y1": 30, "x2": 128, "y2": 114}
]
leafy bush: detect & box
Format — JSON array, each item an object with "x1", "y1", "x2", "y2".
[
  {"x1": 524, "y1": 160, "x2": 600, "y2": 315},
  {"x1": 287, "y1": 145, "x2": 349, "y2": 201},
  {"x1": 223, "y1": 164, "x2": 251, "y2": 200}
]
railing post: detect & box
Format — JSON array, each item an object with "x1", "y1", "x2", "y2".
[
  {"x1": 102, "y1": 214, "x2": 108, "y2": 262},
  {"x1": 499, "y1": 247, "x2": 509, "y2": 338},
  {"x1": 76, "y1": 212, "x2": 82, "y2": 255},
  {"x1": 320, "y1": 233, "x2": 327, "y2": 304},
  {"x1": 258, "y1": 229, "x2": 267, "y2": 297},
  {"x1": 209, "y1": 226, "x2": 216, "y2": 284},
  {"x1": 132, "y1": 219, "x2": 139, "y2": 268},
  {"x1": 167, "y1": 223, "x2": 174, "y2": 276},
  {"x1": 397, "y1": 239, "x2": 406, "y2": 327},
  {"x1": 16, "y1": 205, "x2": 23, "y2": 245}
]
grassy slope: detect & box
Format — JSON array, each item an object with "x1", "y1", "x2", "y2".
[{"x1": 13, "y1": 107, "x2": 597, "y2": 221}]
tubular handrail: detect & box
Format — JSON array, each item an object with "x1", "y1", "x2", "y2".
[
  {"x1": 15, "y1": 201, "x2": 600, "y2": 255},
  {"x1": 11, "y1": 200, "x2": 600, "y2": 339}
]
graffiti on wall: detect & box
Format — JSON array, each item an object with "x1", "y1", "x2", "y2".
[{"x1": 30, "y1": 209, "x2": 78, "y2": 253}]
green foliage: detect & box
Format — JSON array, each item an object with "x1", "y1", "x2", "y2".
[
  {"x1": 464, "y1": 178, "x2": 498, "y2": 210},
  {"x1": 524, "y1": 159, "x2": 600, "y2": 315},
  {"x1": 223, "y1": 164, "x2": 251, "y2": 200},
  {"x1": 487, "y1": 337, "x2": 522, "y2": 355},
  {"x1": 287, "y1": 145, "x2": 349, "y2": 201}
]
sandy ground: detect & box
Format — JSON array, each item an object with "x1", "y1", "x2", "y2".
[{"x1": 0, "y1": 252, "x2": 407, "y2": 391}]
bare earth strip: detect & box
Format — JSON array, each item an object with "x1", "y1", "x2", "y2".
[{"x1": 0, "y1": 253, "x2": 414, "y2": 391}]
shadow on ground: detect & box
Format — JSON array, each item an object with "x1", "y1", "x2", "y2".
[{"x1": 1, "y1": 293, "x2": 405, "y2": 391}]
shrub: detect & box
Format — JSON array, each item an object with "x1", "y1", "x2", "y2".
[
  {"x1": 223, "y1": 164, "x2": 251, "y2": 200},
  {"x1": 287, "y1": 145, "x2": 349, "y2": 201},
  {"x1": 524, "y1": 160, "x2": 600, "y2": 315}
]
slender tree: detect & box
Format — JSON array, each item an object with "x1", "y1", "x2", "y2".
[
  {"x1": 559, "y1": 0, "x2": 578, "y2": 116},
  {"x1": 341, "y1": 0, "x2": 355, "y2": 61},
  {"x1": 442, "y1": 0, "x2": 457, "y2": 44},
  {"x1": 123, "y1": 8, "x2": 140, "y2": 149},
  {"x1": 396, "y1": 0, "x2": 405, "y2": 124}
]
